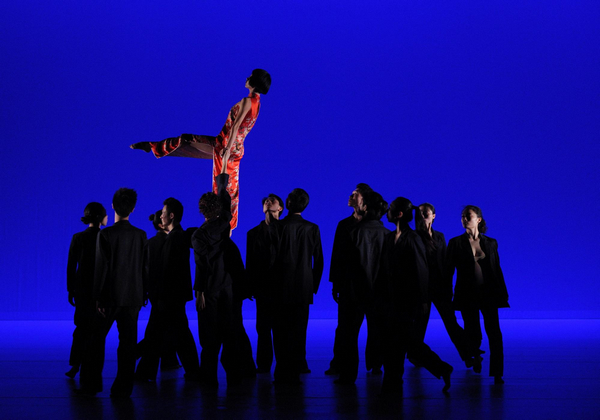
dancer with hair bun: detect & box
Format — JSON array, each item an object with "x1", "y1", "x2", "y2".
[
  {"x1": 446, "y1": 205, "x2": 509, "y2": 384},
  {"x1": 378, "y1": 197, "x2": 452, "y2": 393},
  {"x1": 65, "y1": 202, "x2": 108, "y2": 379}
]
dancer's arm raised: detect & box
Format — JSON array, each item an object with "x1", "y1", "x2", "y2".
[{"x1": 220, "y1": 97, "x2": 252, "y2": 173}]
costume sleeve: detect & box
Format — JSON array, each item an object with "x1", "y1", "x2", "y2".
[
  {"x1": 245, "y1": 230, "x2": 259, "y2": 297},
  {"x1": 329, "y1": 221, "x2": 351, "y2": 290},
  {"x1": 141, "y1": 232, "x2": 148, "y2": 302},
  {"x1": 66, "y1": 234, "x2": 80, "y2": 294},
  {"x1": 413, "y1": 235, "x2": 430, "y2": 304},
  {"x1": 312, "y1": 226, "x2": 324, "y2": 294},
  {"x1": 93, "y1": 231, "x2": 110, "y2": 302},
  {"x1": 490, "y1": 238, "x2": 509, "y2": 304},
  {"x1": 437, "y1": 232, "x2": 453, "y2": 299},
  {"x1": 192, "y1": 230, "x2": 210, "y2": 293}
]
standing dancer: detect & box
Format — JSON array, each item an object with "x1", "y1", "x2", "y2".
[
  {"x1": 379, "y1": 197, "x2": 452, "y2": 393},
  {"x1": 446, "y1": 205, "x2": 509, "y2": 384},
  {"x1": 78, "y1": 188, "x2": 147, "y2": 397},
  {"x1": 408, "y1": 203, "x2": 473, "y2": 367},
  {"x1": 130, "y1": 69, "x2": 271, "y2": 230},
  {"x1": 65, "y1": 202, "x2": 107, "y2": 379}
]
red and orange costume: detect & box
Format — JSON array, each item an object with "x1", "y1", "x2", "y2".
[{"x1": 148, "y1": 93, "x2": 261, "y2": 230}]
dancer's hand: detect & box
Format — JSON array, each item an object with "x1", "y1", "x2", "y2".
[
  {"x1": 196, "y1": 292, "x2": 206, "y2": 311},
  {"x1": 68, "y1": 293, "x2": 75, "y2": 307}
]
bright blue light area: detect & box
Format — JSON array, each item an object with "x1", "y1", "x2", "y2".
[{"x1": 1, "y1": 1, "x2": 599, "y2": 319}]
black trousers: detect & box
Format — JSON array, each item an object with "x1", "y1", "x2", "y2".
[
  {"x1": 461, "y1": 305, "x2": 504, "y2": 377},
  {"x1": 382, "y1": 307, "x2": 452, "y2": 388},
  {"x1": 136, "y1": 300, "x2": 199, "y2": 379},
  {"x1": 69, "y1": 299, "x2": 96, "y2": 368},
  {"x1": 232, "y1": 296, "x2": 256, "y2": 376},
  {"x1": 328, "y1": 323, "x2": 341, "y2": 370},
  {"x1": 80, "y1": 306, "x2": 140, "y2": 396},
  {"x1": 336, "y1": 299, "x2": 383, "y2": 382},
  {"x1": 272, "y1": 302, "x2": 309, "y2": 383},
  {"x1": 255, "y1": 297, "x2": 275, "y2": 371},
  {"x1": 197, "y1": 286, "x2": 237, "y2": 383},
  {"x1": 409, "y1": 297, "x2": 471, "y2": 361}
]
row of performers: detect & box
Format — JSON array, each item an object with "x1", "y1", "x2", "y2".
[{"x1": 66, "y1": 176, "x2": 508, "y2": 397}]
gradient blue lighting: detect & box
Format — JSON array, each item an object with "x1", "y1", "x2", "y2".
[{"x1": 1, "y1": 0, "x2": 599, "y2": 320}]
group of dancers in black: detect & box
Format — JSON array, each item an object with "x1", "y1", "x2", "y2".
[{"x1": 66, "y1": 173, "x2": 509, "y2": 398}]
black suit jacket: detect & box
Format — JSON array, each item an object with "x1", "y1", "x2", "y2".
[
  {"x1": 161, "y1": 225, "x2": 194, "y2": 302},
  {"x1": 378, "y1": 227, "x2": 429, "y2": 309},
  {"x1": 145, "y1": 231, "x2": 168, "y2": 302},
  {"x1": 446, "y1": 233, "x2": 509, "y2": 310},
  {"x1": 341, "y1": 219, "x2": 390, "y2": 303},
  {"x1": 274, "y1": 214, "x2": 324, "y2": 305},
  {"x1": 192, "y1": 173, "x2": 245, "y2": 297},
  {"x1": 67, "y1": 226, "x2": 101, "y2": 301},
  {"x1": 246, "y1": 220, "x2": 279, "y2": 300},
  {"x1": 421, "y1": 229, "x2": 452, "y2": 300},
  {"x1": 329, "y1": 214, "x2": 360, "y2": 290},
  {"x1": 94, "y1": 220, "x2": 147, "y2": 307}
]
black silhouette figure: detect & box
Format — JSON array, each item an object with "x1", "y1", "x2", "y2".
[
  {"x1": 446, "y1": 205, "x2": 509, "y2": 385},
  {"x1": 334, "y1": 190, "x2": 388, "y2": 384},
  {"x1": 246, "y1": 194, "x2": 285, "y2": 373},
  {"x1": 378, "y1": 197, "x2": 453, "y2": 393},
  {"x1": 136, "y1": 200, "x2": 201, "y2": 381},
  {"x1": 66, "y1": 202, "x2": 107, "y2": 379},
  {"x1": 78, "y1": 188, "x2": 147, "y2": 398}
]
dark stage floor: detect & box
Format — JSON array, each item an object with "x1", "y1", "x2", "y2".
[{"x1": 1, "y1": 319, "x2": 599, "y2": 419}]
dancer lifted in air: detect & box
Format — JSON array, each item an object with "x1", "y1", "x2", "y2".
[{"x1": 131, "y1": 69, "x2": 271, "y2": 230}]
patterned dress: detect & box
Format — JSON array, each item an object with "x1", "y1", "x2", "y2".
[{"x1": 148, "y1": 93, "x2": 261, "y2": 230}]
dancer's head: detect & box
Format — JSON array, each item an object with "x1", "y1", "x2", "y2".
[
  {"x1": 81, "y1": 202, "x2": 107, "y2": 226},
  {"x1": 149, "y1": 209, "x2": 163, "y2": 231},
  {"x1": 199, "y1": 192, "x2": 222, "y2": 220},
  {"x1": 286, "y1": 188, "x2": 309, "y2": 214},
  {"x1": 461, "y1": 205, "x2": 487, "y2": 233},
  {"x1": 112, "y1": 188, "x2": 137, "y2": 218},
  {"x1": 418, "y1": 203, "x2": 436, "y2": 230},
  {"x1": 349, "y1": 183, "x2": 372, "y2": 209},
  {"x1": 162, "y1": 197, "x2": 184, "y2": 227},
  {"x1": 359, "y1": 191, "x2": 388, "y2": 221},
  {"x1": 247, "y1": 69, "x2": 271, "y2": 94},
  {"x1": 262, "y1": 194, "x2": 284, "y2": 218},
  {"x1": 387, "y1": 196, "x2": 424, "y2": 227}
]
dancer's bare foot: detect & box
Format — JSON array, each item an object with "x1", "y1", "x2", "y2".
[{"x1": 130, "y1": 142, "x2": 151, "y2": 152}]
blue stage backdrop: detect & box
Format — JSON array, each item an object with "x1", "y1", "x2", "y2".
[{"x1": 1, "y1": 1, "x2": 599, "y2": 320}]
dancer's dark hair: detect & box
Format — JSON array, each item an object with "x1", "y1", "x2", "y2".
[
  {"x1": 249, "y1": 69, "x2": 271, "y2": 94},
  {"x1": 361, "y1": 191, "x2": 388, "y2": 220},
  {"x1": 355, "y1": 183, "x2": 372, "y2": 197},
  {"x1": 286, "y1": 188, "x2": 310, "y2": 214},
  {"x1": 81, "y1": 202, "x2": 106, "y2": 225},
  {"x1": 112, "y1": 188, "x2": 137, "y2": 217},
  {"x1": 462, "y1": 205, "x2": 487, "y2": 233},
  {"x1": 388, "y1": 196, "x2": 424, "y2": 227},
  {"x1": 163, "y1": 197, "x2": 184, "y2": 224},
  {"x1": 149, "y1": 210, "x2": 163, "y2": 231},
  {"x1": 199, "y1": 192, "x2": 222, "y2": 220}
]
